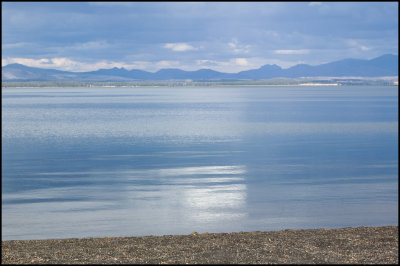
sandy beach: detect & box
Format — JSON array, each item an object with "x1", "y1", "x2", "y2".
[{"x1": 2, "y1": 225, "x2": 397, "y2": 264}]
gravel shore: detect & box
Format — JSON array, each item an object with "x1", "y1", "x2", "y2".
[{"x1": 2, "y1": 225, "x2": 398, "y2": 264}]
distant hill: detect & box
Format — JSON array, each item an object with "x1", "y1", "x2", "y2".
[{"x1": 2, "y1": 54, "x2": 398, "y2": 82}]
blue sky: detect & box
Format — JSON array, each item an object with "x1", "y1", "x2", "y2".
[{"x1": 2, "y1": 2, "x2": 398, "y2": 73}]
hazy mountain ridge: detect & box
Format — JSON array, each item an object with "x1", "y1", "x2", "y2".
[{"x1": 2, "y1": 54, "x2": 398, "y2": 82}]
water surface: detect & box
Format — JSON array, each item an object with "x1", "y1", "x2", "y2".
[{"x1": 2, "y1": 85, "x2": 398, "y2": 240}]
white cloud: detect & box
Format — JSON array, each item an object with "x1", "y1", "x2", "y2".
[
  {"x1": 163, "y1": 43, "x2": 197, "y2": 52},
  {"x1": 195, "y1": 57, "x2": 260, "y2": 73},
  {"x1": 195, "y1": 59, "x2": 220, "y2": 67},
  {"x1": 228, "y1": 38, "x2": 251, "y2": 54},
  {"x1": 2, "y1": 58, "x2": 50, "y2": 67},
  {"x1": 274, "y1": 49, "x2": 310, "y2": 55},
  {"x1": 360, "y1": 45, "x2": 371, "y2": 51},
  {"x1": 2, "y1": 57, "x2": 90, "y2": 71},
  {"x1": 235, "y1": 58, "x2": 249, "y2": 66},
  {"x1": 155, "y1": 60, "x2": 181, "y2": 69},
  {"x1": 346, "y1": 40, "x2": 372, "y2": 52},
  {"x1": 50, "y1": 58, "x2": 82, "y2": 71}
]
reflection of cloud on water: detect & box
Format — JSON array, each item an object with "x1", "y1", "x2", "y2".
[
  {"x1": 184, "y1": 185, "x2": 246, "y2": 209},
  {"x1": 149, "y1": 165, "x2": 248, "y2": 223},
  {"x1": 183, "y1": 184, "x2": 247, "y2": 222},
  {"x1": 156, "y1": 165, "x2": 246, "y2": 176},
  {"x1": 2, "y1": 165, "x2": 248, "y2": 240},
  {"x1": 120, "y1": 165, "x2": 248, "y2": 225}
]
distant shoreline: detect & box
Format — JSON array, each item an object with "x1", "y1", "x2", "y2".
[
  {"x1": 2, "y1": 225, "x2": 398, "y2": 264},
  {"x1": 2, "y1": 78, "x2": 398, "y2": 88}
]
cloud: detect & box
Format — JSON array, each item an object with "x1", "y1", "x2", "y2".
[
  {"x1": 2, "y1": 57, "x2": 155, "y2": 72},
  {"x1": 196, "y1": 59, "x2": 213, "y2": 64},
  {"x1": 155, "y1": 60, "x2": 180, "y2": 69},
  {"x1": 360, "y1": 45, "x2": 371, "y2": 51},
  {"x1": 346, "y1": 39, "x2": 373, "y2": 52},
  {"x1": 2, "y1": 2, "x2": 398, "y2": 73},
  {"x1": 228, "y1": 39, "x2": 251, "y2": 54},
  {"x1": 2, "y1": 57, "x2": 51, "y2": 67},
  {"x1": 163, "y1": 43, "x2": 198, "y2": 52},
  {"x1": 274, "y1": 49, "x2": 310, "y2": 55},
  {"x1": 3, "y1": 57, "x2": 89, "y2": 71},
  {"x1": 68, "y1": 41, "x2": 111, "y2": 51},
  {"x1": 49, "y1": 58, "x2": 83, "y2": 71},
  {"x1": 3, "y1": 57, "x2": 188, "y2": 72},
  {"x1": 234, "y1": 58, "x2": 249, "y2": 66},
  {"x1": 194, "y1": 57, "x2": 260, "y2": 73}
]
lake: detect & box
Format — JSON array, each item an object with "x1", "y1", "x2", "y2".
[{"x1": 2, "y1": 85, "x2": 398, "y2": 240}]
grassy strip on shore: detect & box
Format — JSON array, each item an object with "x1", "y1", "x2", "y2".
[{"x1": 2, "y1": 226, "x2": 398, "y2": 264}]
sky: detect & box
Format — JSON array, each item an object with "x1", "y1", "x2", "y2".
[{"x1": 2, "y1": 2, "x2": 398, "y2": 73}]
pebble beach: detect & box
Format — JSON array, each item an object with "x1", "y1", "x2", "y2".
[{"x1": 2, "y1": 225, "x2": 398, "y2": 264}]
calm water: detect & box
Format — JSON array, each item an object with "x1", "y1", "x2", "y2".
[{"x1": 2, "y1": 85, "x2": 398, "y2": 240}]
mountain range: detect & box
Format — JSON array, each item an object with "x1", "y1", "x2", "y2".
[{"x1": 2, "y1": 54, "x2": 398, "y2": 82}]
